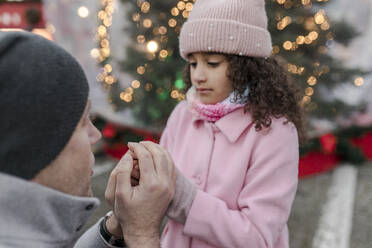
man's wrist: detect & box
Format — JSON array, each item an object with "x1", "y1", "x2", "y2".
[
  {"x1": 100, "y1": 212, "x2": 125, "y2": 247},
  {"x1": 105, "y1": 212, "x2": 123, "y2": 238},
  {"x1": 124, "y1": 234, "x2": 160, "y2": 248}
]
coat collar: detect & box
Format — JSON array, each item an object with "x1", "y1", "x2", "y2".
[
  {"x1": 0, "y1": 173, "x2": 99, "y2": 245},
  {"x1": 192, "y1": 107, "x2": 253, "y2": 143}
]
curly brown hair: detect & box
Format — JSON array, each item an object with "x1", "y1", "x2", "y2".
[{"x1": 183, "y1": 54, "x2": 306, "y2": 144}]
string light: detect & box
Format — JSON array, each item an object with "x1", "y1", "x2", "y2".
[
  {"x1": 301, "y1": 0, "x2": 312, "y2": 6},
  {"x1": 277, "y1": 16, "x2": 292, "y2": 30},
  {"x1": 143, "y1": 18, "x2": 152, "y2": 28},
  {"x1": 321, "y1": 21, "x2": 330, "y2": 30},
  {"x1": 273, "y1": 5, "x2": 333, "y2": 102},
  {"x1": 120, "y1": 92, "x2": 133, "y2": 102},
  {"x1": 141, "y1": 2, "x2": 150, "y2": 13},
  {"x1": 283, "y1": 41, "x2": 293, "y2": 50},
  {"x1": 125, "y1": 87, "x2": 134, "y2": 95},
  {"x1": 305, "y1": 87, "x2": 314, "y2": 96},
  {"x1": 182, "y1": 10, "x2": 190, "y2": 18},
  {"x1": 95, "y1": 0, "x2": 118, "y2": 101},
  {"x1": 101, "y1": 47, "x2": 110, "y2": 57},
  {"x1": 171, "y1": 90, "x2": 179, "y2": 99},
  {"x1": 101, "y1": 39, "x2": 109, "y2": 47},
  {"x1": 302, "y1": 96, "x2": 311, "y2": 104},
  {"x1": 98, "y1": 10, "x2": 107, "y2": 20},
  {"x1": 98, "y1": 25, "x2": 107, "y2": 36},
  {"x1": 146, "y1": 40, "x2": 159, "y2": 53},
  {"x1": 132, "y1": 80, "x2": 141, "y2": 88},
  {"x1": 132, "y1": 13, "x2": 140, "y2": 22},
  {"x1": 354, "y1": 77, "x2": 364, "y2": 87},
  {"x1": 304, "y1": 36, "x2": 312, "y2": 44},
  {"x1": 296, "y1": 35, "x2": 305, "y2": 44},
  {"x1": 137, "y1": 66, "x2": 145, "y2": 75},
  {"x1": 104, "y1": 64, "x2": 113, "y2": 73},
  {"x1": 308, "y1": 31, "x2": 318, "y2": 41},
  {"x1": 307, "y1": 76, "x2": 317, "y2": 86},
  {"x1": 178, "y1": 93, "x2": 186, "y2": 101},
  {"x1": 185, "y1": 3, "x2": 193, "y2": 11},
  {"x1": 171, "y1": 7, "x2": 179, "y2": 16},
  {"x1": 105, "y1": 75, "x2": 115, "y2": 84},
  {"x1": 314, "y1": 10, "x2": 325, "y2": 24},
  {"x1": 177, "y1": 1, "x2": 186, "y2": 10},
  {"x1": 159, "y1": 49, "x2": 168, "y2": 58},
  {"x1": 78, "y1": 6, "x2": 89, "y2": 18},
  {"x1": 90, "y1": 48, "x2": 100, "y2": 59},
  {"x1": 287, "y1": 64, "x2": 305, "y2": 75},
  {"x1": 168, "y1": 18, "x2": 177, "y2": 27},
  {"x1": 159, "y1": 26, "x2": 167, "y2": 35},
  {"x1": 272, "y1": 45, "x2": 280, "y2": 54}
]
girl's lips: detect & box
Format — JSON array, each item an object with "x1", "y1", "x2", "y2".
[
  {"x1": 196, "y1": 88, "x2": 212, "y2": 92},
  {"x1": 197, "y1": 88, "x2": 212, "y2": 95}
]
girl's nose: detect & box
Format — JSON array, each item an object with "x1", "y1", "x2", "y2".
[{"x1": 192, "y1": 66, "x2": 207, "y2": 84}]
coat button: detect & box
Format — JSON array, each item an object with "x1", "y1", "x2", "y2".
[
  {"x1": 76, "y1": 224, "x2": 83, "y2": 232},
  {"x1": 193, "y1": 175, "x2": 203, "y2": 185},
  {"x1": 85, "y1": 203, "x2": 94, "y2": 211}
]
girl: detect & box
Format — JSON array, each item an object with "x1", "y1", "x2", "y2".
[{"x1": 140, "y1": 0, "x2": 305, "y2": 247}]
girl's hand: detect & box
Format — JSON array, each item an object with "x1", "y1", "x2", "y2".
[{"x1": 131, "y1": 160, "x2": 140, "y2": 186}]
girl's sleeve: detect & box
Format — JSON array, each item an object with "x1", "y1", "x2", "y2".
[
  {"x1": 183, "y1": 122, "x2": 299, "y2": 248},
  {"x1": 159, "y1": 102, "x2": 198, "y2": 224}
]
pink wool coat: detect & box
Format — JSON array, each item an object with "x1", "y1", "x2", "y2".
[{"x1": 160, "y1": 101, "x2": 299, "y2": 248}]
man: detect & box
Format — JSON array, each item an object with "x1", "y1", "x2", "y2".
[{"x1": 0, "y1": 31, "x2": 176, "y2": 247}]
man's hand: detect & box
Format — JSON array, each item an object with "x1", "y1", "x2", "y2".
[{"x1": 105, "y1": 141, "x2": 176, "y2": 246}]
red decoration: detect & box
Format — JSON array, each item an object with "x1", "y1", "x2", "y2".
[
  {"x1": 103, "y1": 143, "x2": 128, "y2": 160},
  {"x1": 144, "y1": 134, "x2": 159, "y2": 143},
  {"x1": 102, "y1": 124, "x2": 116, "y2": 139},
  {"x1": 298, "y1": 151, "x2": 340, "y2": 178},
  {"x1": 100, "y1": 119, "x2": 371, "y2": 180},
  {"x1": 319, "y1": 133, "x2": 337, "y2": 154},
  {"x1": 351, "y1": 131, "x2": 372, "y2": 159},
  {"x1": 0, "y1": 2, "x2": 45, "y2": 29}
]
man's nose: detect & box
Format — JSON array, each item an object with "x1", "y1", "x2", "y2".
[{"x1": 90, "y1": 122, "x2": 102, "y2": 145}]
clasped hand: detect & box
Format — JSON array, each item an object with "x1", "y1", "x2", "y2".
[{"x1": 105, "y1": 141, "x2": 176, "y2": 242}]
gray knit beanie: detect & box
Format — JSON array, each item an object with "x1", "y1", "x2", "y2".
[{"x1": 0, "y1": 31, "x2": 89, "y2": 180}]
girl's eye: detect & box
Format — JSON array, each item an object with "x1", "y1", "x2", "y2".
[
  {"x1": 189, "y1": 62, "x2": 197, "y2": 68},
  {"x1": 208, "y1": 62, "x2": 220, "y2": 67}
]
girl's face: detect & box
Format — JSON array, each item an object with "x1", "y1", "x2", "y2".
[{"x1": 188, "y1": 52, "x2": 233, "y2": 104}]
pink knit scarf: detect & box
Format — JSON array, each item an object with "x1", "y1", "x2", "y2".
[{"x1": 186, "y1": 86, "x2": 245, "y2": 122}]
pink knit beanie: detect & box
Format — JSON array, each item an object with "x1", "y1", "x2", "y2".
[{"x1": 179, "y1": 0, "x2": 272, "y2": 59}]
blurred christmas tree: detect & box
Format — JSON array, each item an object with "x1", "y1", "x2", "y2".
[
  {"x1": 267, "y1": 0, "x2": 366, "y2": 121},
  {"x1": 108, "y1": 0, "x2": 366, "y2": 129},
  {"x1": 111, "y1": 0, "x2": 189, "y2": 128}
]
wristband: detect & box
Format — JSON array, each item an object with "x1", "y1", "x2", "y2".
[{"x1": 99, "y1": 212, "x2": 126, "y2": 247}]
